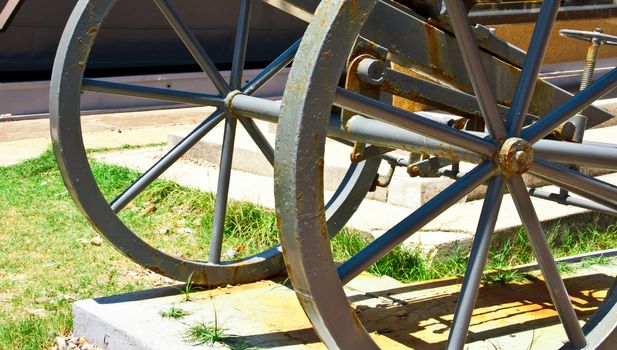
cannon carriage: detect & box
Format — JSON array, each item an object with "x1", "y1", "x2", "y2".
[{"x1": 50, "y1": 0, "x2": 617, "y2": 348}]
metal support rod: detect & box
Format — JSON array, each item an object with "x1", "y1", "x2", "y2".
[
  {"x1": 506, "y1": 0, "x2": 560, "y2": 136},
  {"x1": 81, "y1": 79, "x2": 226, "y2": 107},
  {"x1": 208, "y1": 114, "x2": 237, "y2": 264},
  {"x1": 529, "y1": 188, "x2": 617, "y2": 216},
  {"x1": 110, "y1": 110, "x2": 225, "y2": 212},
  {"x1": 522, "y1": 66, "x2": 617, "y2": 144},
  {"x1": 447, "y1": 175, "x2": 504, "y2": 350},
  {"x1": 530, "y1": 158, "x2": 617, "y2": 211},
  {"x1": 153, "y1": 0, "x2": 231, "y2": 94},
  {"x1": 533, "y1": 138, "x2": 617, "y2": 170},
  {"x1": 230, "y1": 0, "x2": 252, "y2": 90},
  {"x1": 443, "y1": 0, "x2": 506, "y2": 140},
  {"x1": 243, "y1": 38, "x2": 300, "y2": 95},
  {"x1": 358, "y1": 61, "x2": 538, "y2": 126},
  {"x1": 508, "y1": 176, "x2": 587, "y2": 348},
  {"x1": 209, "y1": 0, "x2": 252, "y2": 264},
  {"x1": 337, "y1": 161, "x2": 495, "y2": 285},
  {"x1": 333, "y1": 87, "x2": 496, "y2": 158}
]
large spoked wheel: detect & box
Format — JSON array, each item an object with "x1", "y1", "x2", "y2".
[
  {"x1": 50, "y1": 0, "x2": 379, "y2": 286},
  {"x1": 275, "y1": 0, "x2": 617, "y2": 348}
]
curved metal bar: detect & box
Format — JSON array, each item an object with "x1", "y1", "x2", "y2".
[
  {"x1": 505, "y1": 0, "x2": 560, "y2": 136},
  {"x1": 153, "y1": 0, "x2": 231, "y2": 94},
  {"x1": 81, "y1": 79, "x2": 225, "y2": 107},
  {"x1": 447, "y1": 175, "x2": 504, "y2": 350},
  {"x1": 522, "y1": 66, "x2": 617, "y2": 144},
  {"x1": 334, "y1": 87, "x2": 497, "y2": 158},
  {"x1": 337, "y1": 161, "x2": 495, "y2": 285},
  {"x1": 443, "y1": 0, "x2": 506, "y2": 140},
  {"x1": 530, "y1": 158, "x2": 617, "y2": 211},
  {"x1": 508, "y1": 175, "x2": 587, "y2": 348},
  {"x1": 110, "y1": 110, "x2": 225, "y2": 212}
]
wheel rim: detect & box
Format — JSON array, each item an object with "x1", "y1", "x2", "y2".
[
  {"x1": 50, "y1": 0, "x2": 379, "y2": 286},
  {"x1": 275, "y1": 0, "x2": 617, "y2": 348}
]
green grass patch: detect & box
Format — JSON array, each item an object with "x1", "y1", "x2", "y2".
[
  {"x1": 160, "y1": 305, "x2": 190, "y2": 319},
  {"x1": 0, "y1": 149, "x2": 279, "y2": 349},
  {"x1": 185, "y1": 321, "x2": 226, "y2": 345}
]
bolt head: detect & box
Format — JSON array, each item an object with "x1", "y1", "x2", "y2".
[{"x1": 499, "y1": 138, "x2": 534, "y2": 175}]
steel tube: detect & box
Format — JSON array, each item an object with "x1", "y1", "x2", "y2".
[
  {"x1": 229, "y1": 95, "x2": 485, "y2": 163},
  {"x1": 522, "y1": 66, "x2": 617, "y2": 144},
  {"x1": 153, "y1": 0, "x2": 230, "y2": 94},
  {"x1": 340, "y1": 115, "x2": 484, "y2": 163},
  {"x1": 82, "y1": 79, "x2": 225, "y2": 107},
  {"x1": 530, "y1": 158, "x2": 617, "y2": 211},
  {"x1": 528, "y1": 188, "x2": 617, "y2": 216},
  {"x1": 333, "y1": 87, "x2": 496, "y2": 158},
  {"x1": 508, "y1": 176, "x2": 587, "y2": 348},
  {"x1": 534, "y1": 138, "x2": 617, "y2": 170},
  {"x1": 209, "y1": 1, "x2": 252, "y2": 264},
  {"x1": 506, "y1": 0, "x2": 560, "y2": 136},
  {"x1": 209, "y1": 114, "x2": 237, "y2": 264},
  {"x1": 447, "y1": 175, "x2": 504, "y2": 350},
  {"x1": 443, "y1": 0, "x2": 506, "y2": 140},
  {"x1": 337, "y1": 161, "x2": 495, "y2": 285},
  {"x1": 110, "y1": 110, "x2": 225, "y2": 212},
  {"x1": 230, "y1": 0, "x2": 252, "y2": 90},
  {"x1": 243, "y1": 38, "x2": 300, "y2": 95}
]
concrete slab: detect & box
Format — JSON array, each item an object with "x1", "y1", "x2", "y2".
[{"x1": 73, "y1": 262, "x2": 617, "y2": 350}]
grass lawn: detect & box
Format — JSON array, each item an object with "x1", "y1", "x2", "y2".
[{"x1": 1, "y1": 149, "x2": 616, "y2": 349}]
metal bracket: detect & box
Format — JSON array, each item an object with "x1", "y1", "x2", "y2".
[{"x1": 408, "y1": 156, "x2": 454, "y2": 177}]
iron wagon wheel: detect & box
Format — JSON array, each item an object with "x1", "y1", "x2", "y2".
[
  {"x1": 275, "y1": 0, "x2": 617, "y2": 348},
  {"x1": 49, "y1": 0, "x2": 380, "y2": 286}
]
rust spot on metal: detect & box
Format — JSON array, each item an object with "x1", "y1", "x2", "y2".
[{"x1": 425, "y1": 23, "x2": 440, "y2": 69}]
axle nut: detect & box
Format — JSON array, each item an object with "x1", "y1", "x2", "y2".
[{"x1": 499, "y1": 138, "x2": 533, "y2": 175}]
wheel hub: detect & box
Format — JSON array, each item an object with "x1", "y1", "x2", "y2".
[{"x1": 499, "y1": 137, "x2": 534, "y2": 175}]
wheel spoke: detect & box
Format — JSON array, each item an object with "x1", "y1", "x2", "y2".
[
  {"x1": 153, "y1": 0, "x2": 230, "y2": 94},
  {"x1": 530, "y1": 158, "x2": 617, "y2": 211},
  {"x1": 238, "y1": 118, "x2": 274, "y2": 165},
  {"x1": 110, "y1": 109, "x2": 225, "y2": 212},
  {"x1": 333, "y1": 87, "x2": 497, "y2": 158},
  {"x1": 230, "y1": 0, "x2": 252, "y2": 90},
  {"x1": 443, "y1": 0, "x2": 506, "y2": 140},
  {"x1": 447, "y1": 175, "x2": 505, "y2": 350},
  {"x1": 337, "y1": 160, "x2": 495, "y2": 285},
  {"x1": 242, "y1": 38, "x2": 300, "y2": 95},
  {"x1": 82, "y1": 79, "x2": 225, "y2": 107},
  {"x1": 521, "y1": 66, "x2": 617, "y2": 144},
  {"x1": 208, "y1": 114, "x2": 238, "y2": 264},
  {"x1": 508, "y1": 175, "x2": 587, "y2": 348},
  {"x1": 505, "y1": 0, "x2": 560, "y2": 136}
]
